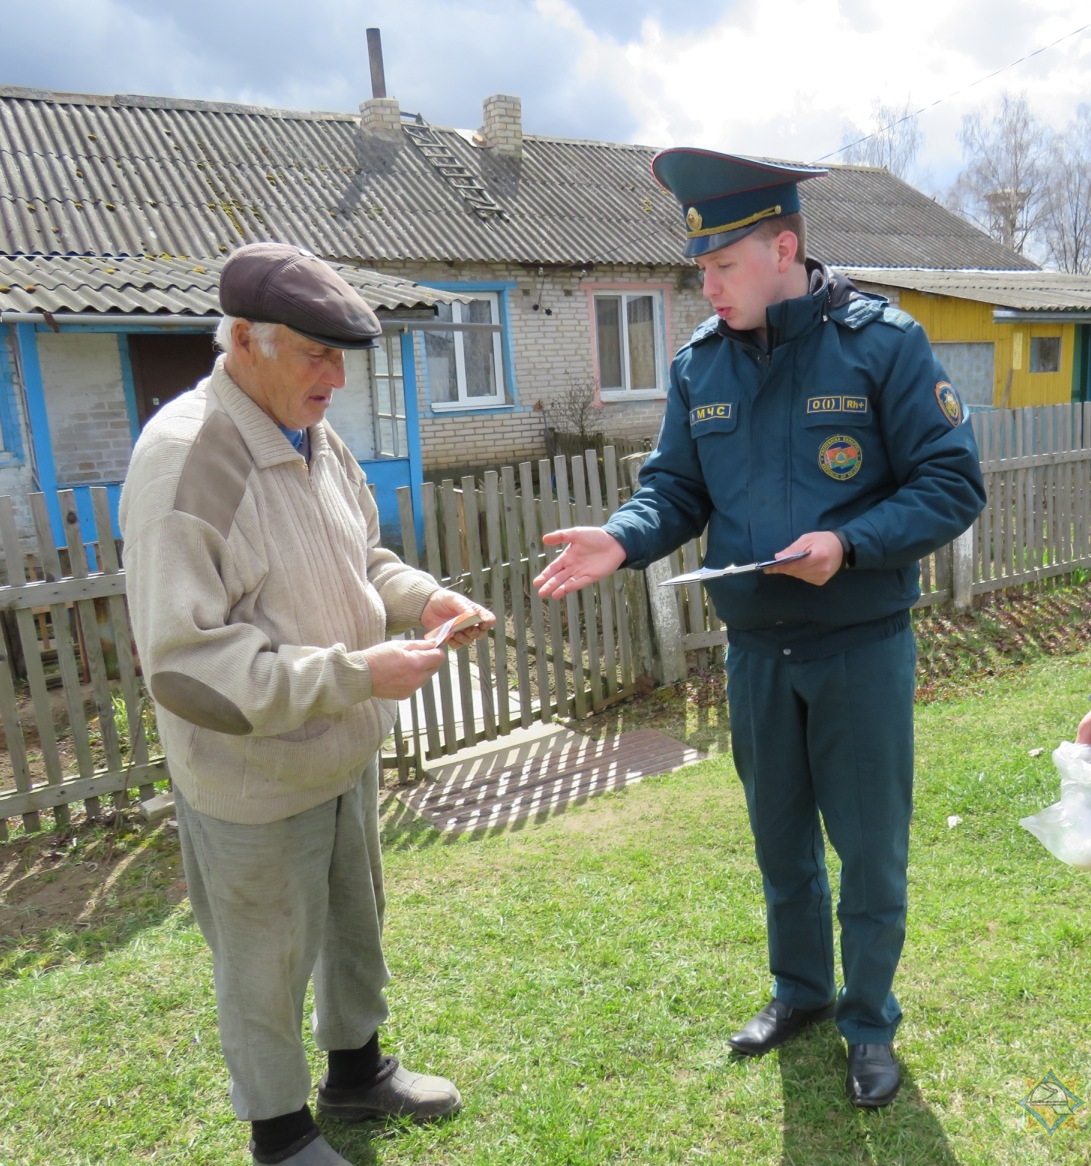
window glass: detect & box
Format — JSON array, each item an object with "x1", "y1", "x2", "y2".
[
  {"x1": 595, "y1": 296, "x2": 623, "y2": 391},
  {"x1": 1030, "y1": 336, "x2": 1061, "y2": 373},
  {"x1": 626, "y1": 295, "x2": 657, "y2": 391},
  {"x1": 593, "y1": 291, "x2": 664, "y2": 397},
  {"x1": 424, "y1": 325, "x2": 458, "y2": 404},
  {"x1": 463, "y1": 298, "x2": 498, "y2": 398}
]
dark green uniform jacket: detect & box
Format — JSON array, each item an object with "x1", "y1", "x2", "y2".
[{"x1": 604, "y1": 262, "x2": 987, "y2": 659}]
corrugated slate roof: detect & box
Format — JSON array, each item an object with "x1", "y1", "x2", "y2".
[
  {"x1": 0, "y1": 85, "x2": 1038, "y2": 272},
  {"x1": 0, "y1": 252, "x2": 458, "y2": 315},
  {"x1": 806, "y1": 169, "x2": 1038, "y2": 271},
  {"x1": 839, "y1": 267, "x2": 1091, "y2": 310}
]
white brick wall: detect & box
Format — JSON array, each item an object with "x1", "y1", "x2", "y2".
[
  {"x1": 371, "y1": 259, "x2": 709, "y2": 471},
  {"x1": 38, "y1": 333, "x2": 134, "y2": 485}
]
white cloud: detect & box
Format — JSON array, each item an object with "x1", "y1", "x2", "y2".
[
  {"x1": 2, "y1": 0, "x2": 1089, "y2": 193},
  {"x1": 595, "y1": 0, "x2": 1091, "y2": 186}
]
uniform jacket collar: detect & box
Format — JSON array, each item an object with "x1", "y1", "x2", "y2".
[{"x1": 715, "y1": 259, "x2": 866, "y2": 352}]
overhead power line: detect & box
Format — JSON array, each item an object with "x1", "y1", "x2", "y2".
[{"x1": 813, "y1": 21, "x2": 1091, "y2": 164}]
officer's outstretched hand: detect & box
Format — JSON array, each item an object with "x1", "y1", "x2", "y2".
[
  {"x1": 763, "y1": 531, "x2": 844, "y2": 586},
  {"x1": 535, "y1": 527, "x2": 627, "y2": 599}
]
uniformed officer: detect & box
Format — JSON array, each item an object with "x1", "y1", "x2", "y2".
[{"x1": 534, "y1": 148, "x2": 986, "y2": 1108}]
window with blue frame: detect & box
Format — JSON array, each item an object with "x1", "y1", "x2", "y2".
[{"x1": 424, "y1": 292, "x2": 508, "y2": 410}]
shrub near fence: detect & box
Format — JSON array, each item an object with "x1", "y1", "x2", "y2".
[{"x1": 2, "y1": 403, "x2": 1091, "y2": 835}]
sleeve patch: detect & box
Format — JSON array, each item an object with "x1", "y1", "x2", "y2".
[{"x1": 935, "y1": 381, "x2": 964, "y2": 427}]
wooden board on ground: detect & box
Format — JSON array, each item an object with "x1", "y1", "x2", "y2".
[{"x1": 398, "y1": 724, "x2": 705, "y2": 834}]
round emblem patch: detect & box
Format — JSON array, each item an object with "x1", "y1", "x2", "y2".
[
  {"x1": 686, "y1": 206, "x2": 703, "y2": 232},
  {"x1": 819, "y1": 435, "x2": 863, "y2": 480},
  {"x1": 935, "y1": 381, "x2": 963, "y2": 426}
]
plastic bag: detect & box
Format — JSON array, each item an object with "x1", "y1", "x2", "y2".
[{"x1": 1020, "y1": 741, "x2": 1091, "y2": 870}]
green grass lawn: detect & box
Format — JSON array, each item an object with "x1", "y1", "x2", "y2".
[{"x1": 4, "y1": 648, "x2": 1091, "y2": 1164}]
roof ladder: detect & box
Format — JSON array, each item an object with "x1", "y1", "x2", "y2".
[{"x1": 403, "y1": 117, "x2": 507, "y2": 221}]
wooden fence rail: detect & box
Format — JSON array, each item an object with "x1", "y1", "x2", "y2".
[{"x1": 2, "y1": 402, "x2": 1091, "y2": 835}]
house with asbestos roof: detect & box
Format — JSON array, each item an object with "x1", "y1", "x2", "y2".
[{"x1": 0, "y1": 78, "x2": 1085, "y2": 547}]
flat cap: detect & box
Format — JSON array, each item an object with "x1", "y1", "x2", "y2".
[
  {"x1": 219, "y1": 242, "x2": 381, "y2": 349},
  {"x1": 652, "y1": 149, "x2": 827, "y2": 258}
]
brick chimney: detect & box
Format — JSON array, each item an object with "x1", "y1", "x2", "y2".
[
  {"x1": 480, "y1": 95, "x2": 522, "y2": 158},
  {"x1": 360, "y1": 28, "x2": 401, "y2": 141},
  {"x1": 360, "y1": 96, "x2": 401, "y2": 140}
]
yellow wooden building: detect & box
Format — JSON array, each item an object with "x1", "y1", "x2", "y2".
[{"x1": 841, "y1": 268, "x2": 1091, "y2": 410}]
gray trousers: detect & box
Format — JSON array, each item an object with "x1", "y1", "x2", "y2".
[{"x1": 174, "y1": 760, "x2": 390, "y2": 1120}]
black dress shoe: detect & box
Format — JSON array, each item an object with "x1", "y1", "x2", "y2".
[
  {"x1": 728, "y1": 998, "x2": 836, "y2": 1056},
  {"x1": 846, "y1": 1043, "x2": 901, "y2": 1108}
]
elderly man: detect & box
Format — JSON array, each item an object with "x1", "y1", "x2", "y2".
[
  {"x1": 536, "y1": 150, "x2": 986, "y2": 1108},
  {"x1": 120, "y1": 243, "x2": 493, "y2": 1166}
]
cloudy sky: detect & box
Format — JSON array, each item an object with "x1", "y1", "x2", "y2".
[{"x1": 3, "y1": 0, "x2": 1089, "y2": 194}]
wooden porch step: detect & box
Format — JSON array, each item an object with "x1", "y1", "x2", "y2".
[{"x1": 398, "y1": 726, "x2": 705, "y2": 834}]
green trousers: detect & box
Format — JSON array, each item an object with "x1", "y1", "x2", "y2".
[{"x1": 726, "y1": 626, "x2": 916, "y2": 1045}]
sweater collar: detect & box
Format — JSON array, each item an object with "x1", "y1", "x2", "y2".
[{"x1": 208, "y1": 356, "x2": 331, "y2": 469}]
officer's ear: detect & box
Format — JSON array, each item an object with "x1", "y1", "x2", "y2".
[{"x1": 772, "y1": 230, "x2": 800, "y2": 273}]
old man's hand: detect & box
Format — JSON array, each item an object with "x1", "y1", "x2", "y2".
[
  {"x1": 365, "y1": 640, "x2": 448, "y2": 700},
  {"x1": 420, "y1": 590, "x2": 496, "y2": 649}
]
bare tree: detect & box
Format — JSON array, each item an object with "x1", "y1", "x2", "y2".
[
  {"x1": 946, "y1": 91, "x2": 1053, "y2": 256},
  {"x1": 1041, "y1": 107, "x2": 1091, "y2": 273},
  {"x1": 539, "y1": 377, "x2": 602, "y2": 446},
  {"x1": 840, "y1": 99, "x2": 923, "y2": 179}
]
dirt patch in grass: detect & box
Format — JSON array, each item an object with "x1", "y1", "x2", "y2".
[
  {"x1": 912, "y1": 580, "x2": 1091, "y2": 701},
  {"x1": 0, "y1": 808, "x2": 187, "y2": 977}
]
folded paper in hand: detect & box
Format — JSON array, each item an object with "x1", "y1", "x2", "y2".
[
  {"x1": 660, "y1": 549, "x2": 810, "y2": 586},
  {"x1": 425, "y1": 611, "x2": 483, "y2": 646}
]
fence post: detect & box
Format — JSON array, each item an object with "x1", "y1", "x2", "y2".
[
  {"x1": 952, "y1": 527, "x2": 974, "y2": 612},
  {"x1": 622, "y1": 454, "x2": 687, "y2": 684}
]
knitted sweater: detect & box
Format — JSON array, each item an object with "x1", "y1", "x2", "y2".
[{"x1": 119, "y1": 358, "x2": 440, "y2": 824}]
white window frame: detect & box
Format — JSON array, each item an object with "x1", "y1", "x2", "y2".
[
  {"x1": 592, "y1": 289, "x2": 668, "y2": 401},
  {"x1": 427, "y1": 293, "x2": 506, "y2": 411},
  {"x1": 373, "y1": 333, "x2": 408, "y2": 458}
]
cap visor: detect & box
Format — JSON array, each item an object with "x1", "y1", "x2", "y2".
[{"x1": 288, "y1": 325, "x2": 380, "y2": 350}]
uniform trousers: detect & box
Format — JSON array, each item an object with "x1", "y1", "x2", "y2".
[
  {"x1": 173, "y1": 759, "x2": 390, "y2": 1120},
  {"x1": 726, "y1": 625, "x2": 916, "y2": 1045}
]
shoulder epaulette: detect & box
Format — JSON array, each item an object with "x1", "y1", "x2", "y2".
[
  {"x1": 878, "y1": 305, "x2": 915, "y2": 332},
  {"x1": 829, "y1": 295, "x2": 906, "y2": 333}
]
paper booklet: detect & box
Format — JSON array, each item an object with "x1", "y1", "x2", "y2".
[
  {"x1": 424, "y1": 610, "x2": 483, "y2": 645},
  {"x1": 660, "y1": 549, "x2": 810, "y2": 586}
]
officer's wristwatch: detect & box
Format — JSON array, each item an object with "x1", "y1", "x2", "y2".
[{"x1": 833, "y1": 529, "x2": 856, "y2": 569}]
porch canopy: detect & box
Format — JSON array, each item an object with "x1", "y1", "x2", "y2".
[{"x1": 0, "y1": 252, "x2": 463, "y2": 325}]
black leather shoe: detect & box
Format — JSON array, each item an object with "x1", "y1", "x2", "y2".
[
  {"x1": 846, "y1": 1043, "x2": 901, "y2": 1108},
  {"x1": 728, "y1": 998, "x2": 836, "y2": 1056}
]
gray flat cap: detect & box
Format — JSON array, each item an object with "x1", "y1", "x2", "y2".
[{"x1": 219, "y1": 242, "x2": 381, "y2": 349}]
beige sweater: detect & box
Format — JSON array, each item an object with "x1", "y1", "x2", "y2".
[{"x1": 119, "y1": 358, "x2": 439, "y2": 823}]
